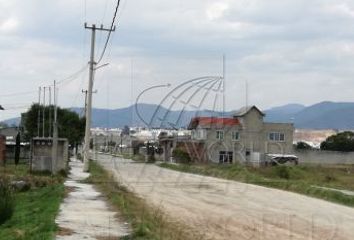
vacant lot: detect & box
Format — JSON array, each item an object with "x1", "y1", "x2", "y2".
[
  {"x1": 96, "y1": 154, "x2": 354, "y2": 240},
  {"x1": 0, "y1": 164, "x2": 65, "y2": 240}
]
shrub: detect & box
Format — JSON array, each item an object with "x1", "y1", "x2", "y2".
[
  {"x1": 295, "y1": 141, "x2": 312, "y2": 150},
  {"x1": 0, "y1": 180, "x2": 14, "y2": 225},
  {"x1": 147, "y1": 155, "x2": 156, "y2": 163},
  {"x1": 172, "y1": 148, "x2": 191, "y2": 164}
]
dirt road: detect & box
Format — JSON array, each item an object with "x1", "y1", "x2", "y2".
[{"x1": 97, "y1": 154, "x2": 354, "y2": 240}]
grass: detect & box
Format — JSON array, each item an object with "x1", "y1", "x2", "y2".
[
  {"x1": 159, "y1": 162, "x2": 354, "y2": 207},
  {"x1": 0, "y1": 163, "x2": 65, "y2": 240},
  {"x1": 85, "y1": 160, "x2": 203, "y2": 240}
]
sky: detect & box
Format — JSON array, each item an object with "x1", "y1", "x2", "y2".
[{"x1": 1, "y1": 0, "x2": 354, "y2": 120}]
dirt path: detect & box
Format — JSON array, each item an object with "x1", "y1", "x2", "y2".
[
  {"x1": 56, "y1": 159, "x2": 130, "y2": 240},
  {"x1": 97, "y1": 154, "x2": 354, "y2": 240}
]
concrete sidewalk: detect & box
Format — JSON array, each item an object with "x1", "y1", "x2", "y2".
[{"x1": 56, "y1": 159, "x2": 130, "y2": 240}]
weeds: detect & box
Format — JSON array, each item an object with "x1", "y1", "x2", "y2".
[
  {"x1": 0, "y1": 163, "x2": 65, "y2": 239},
  {"x1": 0, "y1": 180, "x2": 14, "y2": 225}
]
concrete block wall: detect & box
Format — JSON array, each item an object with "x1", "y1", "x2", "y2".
[{"x1": 295, "y1": 150, "x2": 354, "y2": 165}]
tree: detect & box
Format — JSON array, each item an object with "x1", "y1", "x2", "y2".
[
  {"x1": 14, "y1": 132, "x2": 20, "y2": 165},
  {"x1": 295, "y1": 141, "x2": 312, "y2": 150},
  {"x1": 22, "y1": 104, "x2": 85, "y2": 146},
  {"x1": 320, "y1": 131, "x2": 354, "y2": 152}
]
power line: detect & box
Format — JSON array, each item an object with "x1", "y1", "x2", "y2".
[
  {"x1": 0, "y1": 65, "x2": 88, "y2": 100},
  {"x1": 96, "y1": 0, "x2": 110, "y2": 60},
  {"x1": 56, "y1": 64, "x2": 89, "y2": 85},
  {"x1": 3, "y1": 105, "x2": 31, "y2": 110},
  {"x1": 0, "y1": 90, "x2": 37, "y2": 98},
  {"x1": 96, "y1": 0, "x2": 121, "y2": 64}
]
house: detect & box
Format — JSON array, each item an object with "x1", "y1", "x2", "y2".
[{"x1": 163, "y1": 106, "x2": 294, "y2": 166}]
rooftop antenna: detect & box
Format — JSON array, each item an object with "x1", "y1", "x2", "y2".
[
  {"x1": 222, "y1": 54, "x2": 226, "y2": 118},
  {"x1": 131, "y1": 58, "x2": 134, "y2": 127},
  {"x1": 245, "y1": 79, "x2": 249, "y2": 110}
]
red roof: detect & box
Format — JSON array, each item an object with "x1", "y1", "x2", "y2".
[{"x1": 188, "y1": 117, "x2": 241, "y2": 129}]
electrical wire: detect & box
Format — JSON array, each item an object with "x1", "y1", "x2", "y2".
[
  {"x1": 0, "y1": 65, "x2": 87, "y2": 102},
  {"x1": 3, "y1": 105, "x2": 31, "y2": 110},
  {"x1": 96, "y1": 0, "x2": 110, "y2": 60},
  {"x1": 0, "y1": 91, "x2": 37, "y2": 98},
  {"x1": 55, "y1": 64, "x2": 88, "y2": 86},
  {"x1": 96, "y1": 0, "x2": 121, "y2": 65}
]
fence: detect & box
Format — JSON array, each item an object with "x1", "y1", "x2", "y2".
[{"x1": 295, "y1": 150, "x2": 354, "y2": 165}]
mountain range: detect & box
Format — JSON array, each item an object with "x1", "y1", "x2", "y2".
[{"x1": 2, "y1": 101, "x2": 354, "y2": 130}]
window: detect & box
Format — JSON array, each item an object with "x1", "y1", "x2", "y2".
[
  {"x1": 216, "y1": 130, "x2": 224, "y2": 140},
  {"x1": 197, "y1": 129, "x2": 206, "y2": 139},
  {"x1": 192, "y1": 129, "x2": 206, "y2": 140},
  {"x1": 268, "y1": 132, "x2": 285, "y2": 142},
  {"x1": 269, "y1": 132, "x2": 275, "y2": 141},
  {"x1": 232, "y1": 131, "x2": 240, "y2": 141},
  {"x1": 219, "y1": 151, "x2": 233, "y2": 164}
]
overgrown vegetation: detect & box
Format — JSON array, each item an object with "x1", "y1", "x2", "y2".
[
  {"x1": 159, "y1": 162, "x2": 354, "y2": 207},
  {"x1": 172, "y1": 148, "x2": 191, "y2": 164},
  {"x1": 0, "y1": 164, "x2": 65, "y2": 239},
  {"x1": 0, "y1": 180, "x2": 14, "y2": 225},
  {"x1": 86, "y1": 161, "x2": 203, "y2": 240}
]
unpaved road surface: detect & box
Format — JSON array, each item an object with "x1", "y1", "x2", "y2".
[{"x1": 97, "y1": 154, "x2": 354, "y2": 240}]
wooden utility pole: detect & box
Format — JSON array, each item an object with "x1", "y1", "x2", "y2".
[{"x1": 83, "y1": 23, "x2": 115, "y2": 172}]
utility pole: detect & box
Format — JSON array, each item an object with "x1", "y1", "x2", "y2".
[
  {"x1": 42, "y1": 87, "x2": 46, "y2": 137},
  {"x1": 82, "y1": 89, "x2": 97, "y2": 117},
  {"x1": 83, "y1": 23, "x2": 115, "y2": 172},
  {"x1": 49, "y1": 86, "x2": 52, "y2": 137},
  {"x1": 37, "y1": 87, "x2": 41, "y2": 137},
  {"x1": 82, "y1": 90, "x2": 88, "y2": 117},
  {"x1": 52, "y1": 80, "x2": 58, "y2": 175}
]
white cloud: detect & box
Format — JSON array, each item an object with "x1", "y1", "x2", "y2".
[
  {"x1": 2, "y1": 0, "x2": 354, "y2": 120},
  {"x1": 325, "y1": 2, "x2": 354, "y2": 18},
  {"x1": 206, "y1": 2, "x2": 229, "y2": 21}
]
